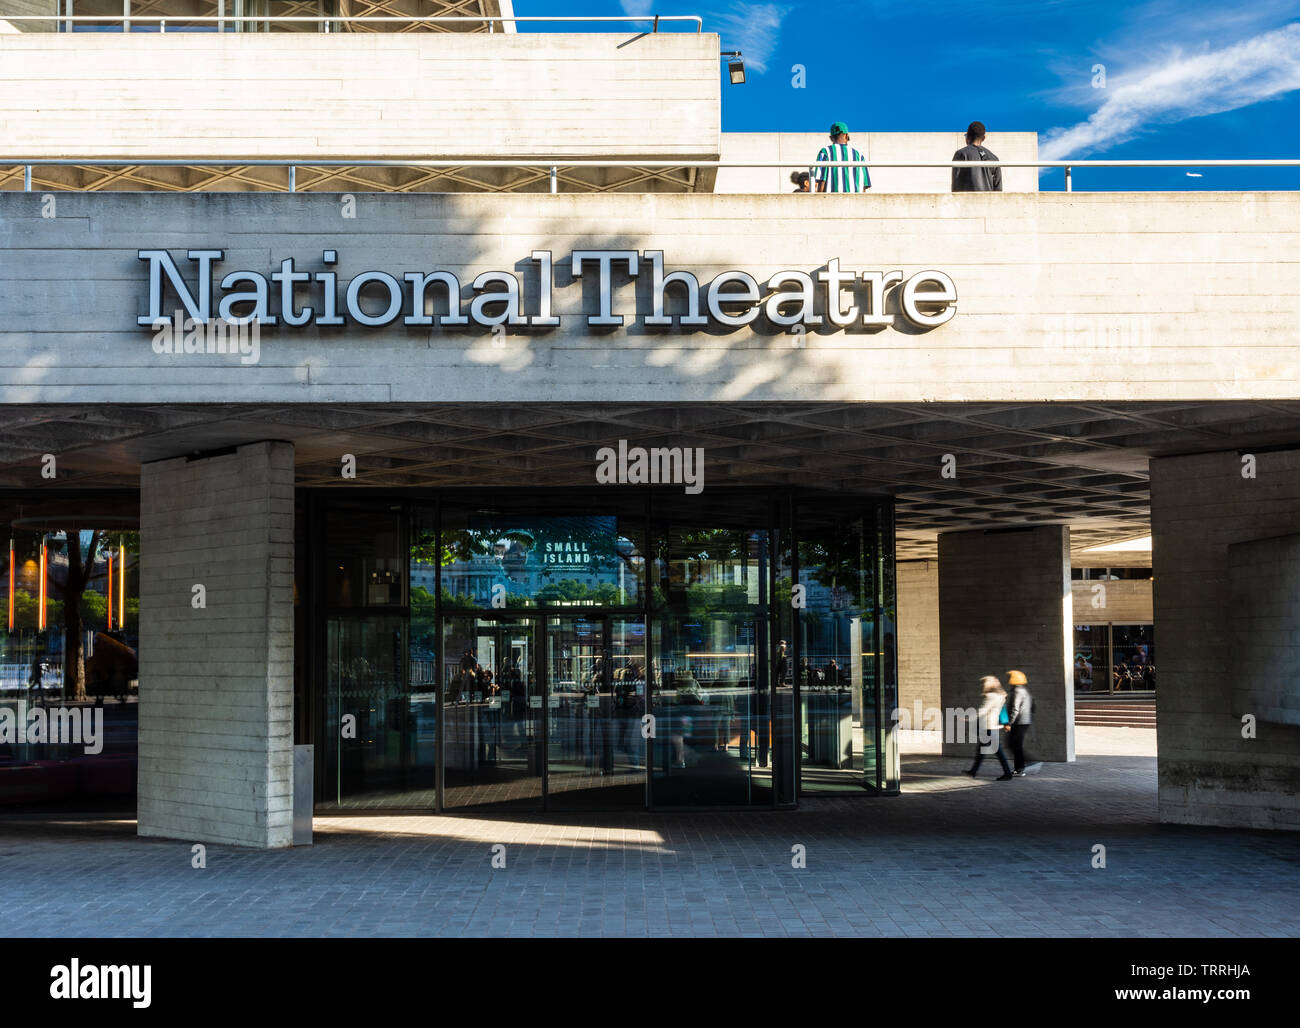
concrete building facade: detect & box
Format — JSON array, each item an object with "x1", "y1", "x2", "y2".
[{"x1": 1, "y1": 3, "x2": 1298, "y2": 844}]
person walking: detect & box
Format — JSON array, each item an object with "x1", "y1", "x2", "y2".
[
  {"x1": 964, "y1": 675, "x2": 1013, "y2": 780},
  {"x1": 813, "y1": 122, "x2": 870, "y2": 193},
  {"x1": 951, "y1": 121, "x2": 1003, "y2": 192},
  {"x1": 1005, "y1": 669, "x2": 1032, "y2": 776}
]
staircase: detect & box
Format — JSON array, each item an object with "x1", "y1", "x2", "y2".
[{"x1": 1075, "y1": 697, "x2": 1157, "y2": 728}]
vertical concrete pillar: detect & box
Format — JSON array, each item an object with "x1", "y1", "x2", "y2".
[
  {"x1": 137, "y1": 441, "x2": 295, "y2": 849},
  {"x1": 896, "y1": 559, "x2": 941, "y2": 724},
  {"x1": 938, "y1": 526, "x2": 1074, "y2": 762},
  {"x1": 1151, "y1": 450, "x2": 1300, "y2": 830}
]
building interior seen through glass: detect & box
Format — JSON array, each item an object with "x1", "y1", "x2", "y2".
[
  {"x1": 306, "y1": 489, "x2": 898, "y2": 812},
  {"x1": 0, "y1": 521, "x2": 140, "y2": 810},
  {"x1": 1073, "y1": 623, "x2": 1155, "y2": 693}
]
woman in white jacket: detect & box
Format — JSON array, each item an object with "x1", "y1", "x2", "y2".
[{"x1": 963, "y1": 675, "x2": 1013, "y2": 780}]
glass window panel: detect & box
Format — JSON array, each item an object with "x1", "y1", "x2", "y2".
[
  {"x1": 70, "y1": 0, "x2": 225, "y2": 33},
  {"x1": 1073, "y1": 625, "x2": 1108, "y2": 693},
  {"x1": 439, "y1": 510, "x2": 644, "y2": 611},
  {"x1": 656, "y1": 526, "x2": 764, "y2": 613},
  {"x1": 651, "y1": 613, "x2": 762, "y2": 806},
  {"x1": 794, "y1": 500, "x2": 895, "y2": 794},
  {"x1": 324, "y1": 505, "x2": 405, "y2": 609},
  {"x1": 1112, "y1": 624, "x2": 1155, "y2": 691},
  {"x1": 321, "y1": 616, "x2": 414, "y2": 807},
  {"x1": 771, "y1": 500, "x2": 796, "y2": 805},
  {"x1": 545, "y1": 616, "x2": 647, "y2": 809},
  {"x1": 0, "y1": 528, "x2": 139, "y2": 811},
  {"x1": 440, "y1": 617, "x2": 542, "y2": 810}
]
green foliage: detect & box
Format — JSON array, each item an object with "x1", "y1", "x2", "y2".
[
  {"x1": 8, "y1": 590, "x2": 59, "y2": 631},
  {"x1": 535, "y1": 579, "x2": 621, "y2": 606},
  {"x1": 411, "y1": 584, "x2": 437, "y2": 620}
]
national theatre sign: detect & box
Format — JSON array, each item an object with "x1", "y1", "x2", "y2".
[{"x1": 137, "y1": 248, "x2": 957, "y2": 333}]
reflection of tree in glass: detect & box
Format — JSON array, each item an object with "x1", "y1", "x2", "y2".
[
  {"x1": 535, "y1": 579, "x2": 623, "y2": 605},
  {"x1": 414, "y1": 518, "x2": 639, "y2": 575},
  {"x1": 798, "y1": 523, "x2": 869, "y2": 606}
]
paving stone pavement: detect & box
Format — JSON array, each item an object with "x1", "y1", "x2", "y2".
[{"x1": 1, "y1": 749, "x2": 1298, "y2": 938}]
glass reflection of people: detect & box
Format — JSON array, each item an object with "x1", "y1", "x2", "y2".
[
  {"x1": 27, "y1": 656, "x2": 44, "y2": 701},
  {"x1": 710, "y1": 665, "x2": 735, "y2": 753},
  {"x1": 456, "y1": 648, "x2": 478, "y2": 702},
  {"x1": 585, "y1": 655, "x2": 611, "y2": 773},
  {"x1": 672, "y1": 668, "x2": 703, "y2": 768},
  {"x1": 505, "y1": 654, "x2": 523, "y2": 712},
  {"x1": 614, "y1": 660, "x2": 643, "y2": 762},
  {"x1": 1074, "y1": 654, "x2": 1091, "y2": 691},
  {"x1": 481, "y1": 664, "x2": 500, "y2": 761},
  {"x1": 752, "y1": 641, "x2": 782, "y2": 769},
  {"x1": 824, "y1": 658, "x2": 842, "y2": 688}
]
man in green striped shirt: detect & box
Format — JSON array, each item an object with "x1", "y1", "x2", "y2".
[{"x1": 813, "y1": 121, "x2": 871, "y2": 193}]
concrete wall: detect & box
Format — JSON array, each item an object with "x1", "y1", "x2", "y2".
[
  {"x1": 1152, "y1": 450, "x2": 1300, "y2": 829},
  {"x1": 896, "y1": 559, "x2": 940, "y2": 720},
  {"x1": 1070, "y1": 578, "x2": 1152, "y2": 623},
  {"x1": 1229, "y1": 534, "x2": 1300, "y2": 727},
  {"x1": 0, "y1": 190, "x2": 1297, "y2": 404},
  {"x1": 0, "y1": 32, "x2": 719, "y2": 159},
  {"x1": 137, "y1": 440, "x2": 295, "y2": 848},
  {"x1": 715, "y1": 132, "x2": 1039, "y2": 194},
  {"x1": 938, "y1": 526, "x2": 1074, "y2": 762}
]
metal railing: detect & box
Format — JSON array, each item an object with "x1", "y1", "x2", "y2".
[
  {"x1": 3, "y1": 159, "x2": 1299, "y2": 194},
  {"x1": 0, "y1": 14, "x2": 705, "y2": 32}
]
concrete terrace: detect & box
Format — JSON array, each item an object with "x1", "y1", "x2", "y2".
[{"x1": 2, "y1": 729, "x2": 1297, "y2": 938}]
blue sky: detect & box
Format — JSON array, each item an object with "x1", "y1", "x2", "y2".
[{"x1": 517, "y1": 0, "x2": 1300, "y2": 190}]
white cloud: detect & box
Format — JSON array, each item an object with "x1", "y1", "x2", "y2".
[
  {"x1": 1041, "y1": 21, "x2": 1300, "y2": 159},
  {"x1": 711, "y1": 3, "x2": 791, "y2": 75},
  {"x1": 619, "y1": 1, "x2": 654, "y2": 15}
]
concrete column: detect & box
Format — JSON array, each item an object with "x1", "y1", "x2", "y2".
[
  {"x1": 1151, "y1": 450, "x2": 1300, "y2": 830},
  {"x1": 938, "y1": 526, "x2": 1074, "y2": 762},
  {"x1": 896, "y1": 559, "x2": 940, "y2": 724},
  {"x1": 137, "y1": 441, "x2": 295, "y2": 849}
]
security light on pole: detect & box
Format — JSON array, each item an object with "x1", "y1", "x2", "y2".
[{"x1": 722, "y1": 51, "x2": 745, "y2": 85}]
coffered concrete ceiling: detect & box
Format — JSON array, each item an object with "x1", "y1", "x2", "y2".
[{"x1": 2, "y1": 400, "x2": 1298, "y2": 560}]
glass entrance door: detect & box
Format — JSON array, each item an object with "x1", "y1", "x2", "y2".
[
  {"x1": 546, "y1": 616, "x2": 647, "y2": 809},
  {"x1": 441, "y1": 617, "x2": 542, "y2": 810},
  {"x1": 324, "y1": 615, "x2": 419, "y2": 807},
  {"x1": 652, "y1": 614, "x2": 764, "y2": 806}
]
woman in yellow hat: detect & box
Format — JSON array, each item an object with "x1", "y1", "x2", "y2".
[{"x1": 1005, "y1": 670, "x2": 1032, "y2": 776}]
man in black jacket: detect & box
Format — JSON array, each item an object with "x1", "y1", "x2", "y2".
[{"x1": 951, "y1": 121, "x2": 1003, "y2": 192}]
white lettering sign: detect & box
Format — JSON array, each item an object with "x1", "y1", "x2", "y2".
[{"x1": 138, "y1": 250, "x2": 955, "y2": 333}]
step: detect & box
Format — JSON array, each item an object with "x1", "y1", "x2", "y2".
[
  {"x1": 1076, "y1": 717, "x2": 1159, "y2": 727},
  {"x1": 1078, "y1": 709, "x2": 1157, "y2": 716},
  {"x1": 1075, "y1": 718, "x2": 1157, "y2": 728}
]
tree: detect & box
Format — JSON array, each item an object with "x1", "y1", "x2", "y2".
[{"x1": 59, "y1": 528, "x2": 100, "y2": 702}]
